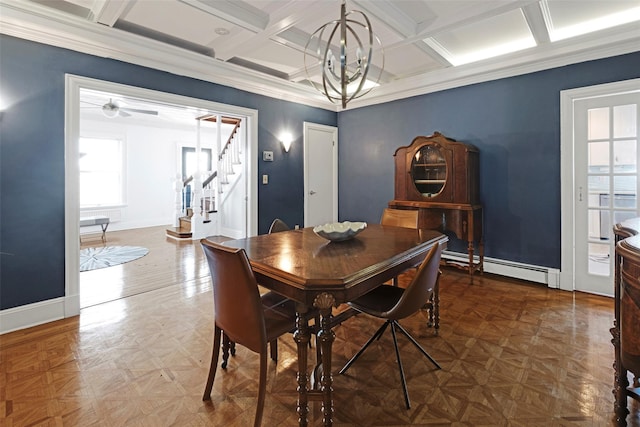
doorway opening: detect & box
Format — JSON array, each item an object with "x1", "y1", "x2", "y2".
[{"x1": 65, "y1": 75, "x2": 258, "y2": 313}]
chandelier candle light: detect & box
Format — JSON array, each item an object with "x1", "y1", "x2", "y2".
[{"x1": 304, "y1": 1, "x2": 384, "y2": 108}]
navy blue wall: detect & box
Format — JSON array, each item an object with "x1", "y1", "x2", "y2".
[
  {"x1": 2, "y1": 32, "x2": 640, "y2": 312},
  {"x1": 338, "y1": 51, "x2": 640, "y2": 268},
  {"x1": 0, "y1": 35, "x2": 336, "y2": 310}
]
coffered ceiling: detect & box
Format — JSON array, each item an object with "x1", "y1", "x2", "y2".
[{"x1": 1, "y1": 0, "x2": 639, "y2": 111}]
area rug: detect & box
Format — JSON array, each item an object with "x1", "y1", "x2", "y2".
[{"x1": 80, "y1": 246, "x2": 149, "y2": 272}]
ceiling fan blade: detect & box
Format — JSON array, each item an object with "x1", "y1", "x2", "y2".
[
  {"x1": 120, "y1": 107, "x2": 158, "y2": 116},
  {"x1": 118, "y1": 110, "x2": 132, "y2": 118},
  {"x1": 81, "y1": 100, "x2": 103, "y2": 107}
]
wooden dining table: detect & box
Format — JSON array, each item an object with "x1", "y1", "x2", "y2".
[{"x1": 218, "y1": 223, "x2": 448, "y2": 426}]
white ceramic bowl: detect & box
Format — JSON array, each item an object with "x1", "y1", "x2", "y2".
[{"x1": 313, "y1": 221, "x2": 367, "y2": 242}]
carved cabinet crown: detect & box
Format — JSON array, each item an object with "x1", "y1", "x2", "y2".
[{"x1": 393, "y1": 132, "x2": 479, "y2": 205}]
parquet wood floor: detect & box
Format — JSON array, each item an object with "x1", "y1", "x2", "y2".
[{"x1": 2, "y1": 227, "x2": 639, "y2": 426}]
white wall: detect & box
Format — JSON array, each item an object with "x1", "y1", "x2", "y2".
[{"x1": 79, "y1": 117, "x2": 217, "y2": 231}]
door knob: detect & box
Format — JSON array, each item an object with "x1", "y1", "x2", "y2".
[{"x1": 310, "y1": 190, "x2": 317, "y2": 195}]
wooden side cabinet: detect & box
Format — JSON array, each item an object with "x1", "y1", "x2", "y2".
[
  {"x1": 389, "y1": 132, "x2": 483, "y2": 277},
  {"x1": 613, "y1": 219, "x2": 640, "y2": 426}
]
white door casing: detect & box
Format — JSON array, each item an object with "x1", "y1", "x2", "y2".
[
  {"x1": 304, "y1": 122, "x2": 338, "y2": 227},
  {"x1": 574, "y1": 93, "x2": 640, "y2": 296},
  {"x1": 64, "y1": 74, "x2": 258, "y2": 317},
  {"x1": 560, "y1": 78, "x2": 640, "y2": 296}
]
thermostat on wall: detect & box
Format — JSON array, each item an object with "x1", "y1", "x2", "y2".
[{"x1": 263, "y1": 151, "x2": 274, "y2": 161}]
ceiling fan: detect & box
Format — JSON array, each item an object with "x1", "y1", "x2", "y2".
[{"x1": 82, "y1": 98, "x2": 159, "y2": 118}]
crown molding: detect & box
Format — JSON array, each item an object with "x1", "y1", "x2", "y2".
[
  {"x1": 0, "y1": 0, "x2": 335, "y2": 110},
  {"x1": 346, "y1": 24, "x2": 640, "y2": 110},
  {"x1": 1, "y1": 0, "x2": 639, "y2": 113}
]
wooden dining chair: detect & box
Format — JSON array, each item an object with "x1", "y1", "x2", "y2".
[
  {"x1": 380, "y1": 208, "x2": 419, "y2": 229},
  {"x1": 268, "y1": 218, "x2": 290, "y2": 233},
  {"x1": 200, "y1": 240, "x2": 300, "y2": 427},
  {"x1": 339, "y1": 242, "x2": 443, "y2": 410},
  {"x1": 381, "y1": 208, "x2": 419, "y2": 287},
  {"x1": 220, "y1": 218, "x2": 313, "y2": 367}
]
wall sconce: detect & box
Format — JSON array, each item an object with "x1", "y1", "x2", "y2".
[{"x1": 281, "y1": 132, "x2": 293, "y2": 152}]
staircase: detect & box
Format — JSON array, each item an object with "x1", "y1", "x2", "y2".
[
  {"x1": 166, "y1": 194, "x2": 217, "y2": 239},
  {"x1": 166, "y1": 116, "x2": 242, "y2": 240}
]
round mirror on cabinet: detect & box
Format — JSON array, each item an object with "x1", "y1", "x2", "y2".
[{"x1": 411, "y1": 145, "x2": 446, "y2": 198}]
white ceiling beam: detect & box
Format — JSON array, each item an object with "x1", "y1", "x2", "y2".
[
  {"x1": 211, "y1": 0, "x2": 329, "y2": 62},
  {"x1": 415, "y1": 0, "x2": 539, "y2": 39},
  {"x1": 89, "y1": 0, "x2": 130, "y2": 27},
  {"x1": 351, "y1": 0, "x2": 422, "y2": 38},
  {"x1": 411, "y1": 41, "x2": 453, "y2": 68},
  {"x1": 178, "y1": 0, "x2": 268, "y2": 33},
  {"x1": 522, "y1": 1, "x2": 551, "y2": 45}
]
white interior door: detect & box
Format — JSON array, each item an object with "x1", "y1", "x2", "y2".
[
  {"x1": 573, "y1": 91, "x2": 640, "y2": 295},
  {"x1": 304, "y1": 122, "x2": 338, "y2": 227}
]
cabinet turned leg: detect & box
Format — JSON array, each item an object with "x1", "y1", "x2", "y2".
[
  {"x1": 467, "y1": 240, "x2": 475, "y2": 279},
  {"x1": 221, "y1": 333, "x2": 232, "y2": 369},
  {"x1": 433, "y1": 274, "x2": 440, "y2": 333},
  {"x1": 479, "y1": 239, "x2": 485, "y2": 274},
  {"x1": 423, "y1": 272, "x2": 441, "y2": 335}
]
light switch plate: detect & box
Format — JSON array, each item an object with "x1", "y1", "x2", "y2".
[
  {"x1": 263, "y1": 151, "x2": 274, "y2": 161},
  {"x1": 262, "y1": 174, "x2": 268, "y2": 184}
]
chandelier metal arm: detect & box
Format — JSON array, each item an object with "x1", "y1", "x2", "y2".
[{"x1": 304, "y1": 0, "x2": 384, "y2": 108}]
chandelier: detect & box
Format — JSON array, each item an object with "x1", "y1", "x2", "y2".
[{"x1": 304, "y1": 1, "x2": 384, "y2": 108}]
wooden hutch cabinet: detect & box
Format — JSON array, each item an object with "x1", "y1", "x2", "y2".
[{"x1": 388, "y1": 132, "x2": 483, "y2": 276}]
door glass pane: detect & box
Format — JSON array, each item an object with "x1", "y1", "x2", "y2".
[
  {"x1": 588, "y1": 242, "x2": 610, "y2": 276},
  {"x1": 613, "y1": 104, "x2": 637, "y2": 138},
  {"x1": 613, "y1": 175, "x2": 636, "y2": 209},
  {"x1": 613, "y1": 176, "x2": 636, "y2": 209},
  {"x1": 614, "y1": 210, "x2": 636, "y2": 225},
  {"x1": 614, "y1": 139, "x2": 637, "y2": 173},
  {"x1": 588, "y1": 209, "x2": 608, "y2": 240},
  {"x1": 588, "y1": 175, "x2": 609, "y2": 207},
  {"x1": 588, "y1": 107, "x2": 610, "y2": 139},
  {"x1": 588, "y1": 141, "x2": 609, "y2": 173}
]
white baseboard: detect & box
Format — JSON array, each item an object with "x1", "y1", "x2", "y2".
[
  {"x1": 1, "y1": 253, "x2": 562, "y2": 334},
  {"x1": 0, "y1": 297, "x2": 67, "y2": 334},
  {"x1": 219, "y1": 226, "x2": 244, "y2": 240},
  {"x1": 442, "y1": 251, "x2": 561, "y2": 288}
]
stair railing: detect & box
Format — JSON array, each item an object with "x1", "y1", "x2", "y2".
[
  {"x1": 171, "y1": 115, "x2": 242, "y2": 236},
  {"x1": 218, "y1": 120, "x2": 241, "y2": 189},
  {"x1": 180, "y1": 171, "x2": 217, "y2": 218}
]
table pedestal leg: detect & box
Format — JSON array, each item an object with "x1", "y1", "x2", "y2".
[
  {"x1": 314, "y1": 292, "x2": 336, "y2": 427},
  {"x1": 294, "y1": 309, "x2": 311, "y2": 427}
]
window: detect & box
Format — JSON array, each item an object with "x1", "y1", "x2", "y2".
[
  {"x1": 181, "y1": 147, "x2": 212, "y2": 180},
  {"x1": 79, "y1": 137, "x2": 125, "y2": 207}
]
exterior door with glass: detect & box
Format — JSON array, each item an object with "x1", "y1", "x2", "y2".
[{"x1": 574, "y1": 92, "x2": 640, "y2": 295}]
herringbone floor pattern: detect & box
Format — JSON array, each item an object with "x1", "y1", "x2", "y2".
[{"x1": 1, "y1": 227, "x2": 639, "y2": 426}]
